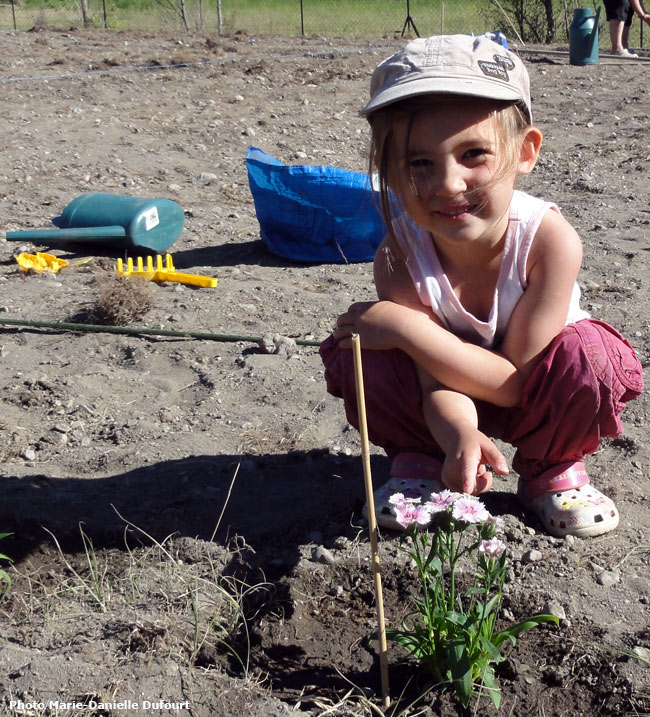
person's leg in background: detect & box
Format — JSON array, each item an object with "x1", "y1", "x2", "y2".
[
  {"x1": 621, "y1": 4, "x2": 638, "y2": 54},
  {"x1": 609, "y1": 16, "x2": 626, "y2": 52},
  {"x1": 605, "y1": 0, "x2": 638, "y2": 55}
]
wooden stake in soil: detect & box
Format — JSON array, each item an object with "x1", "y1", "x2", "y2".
[{"x1": 351, "y1": 334, "x2": 390, "y2": 709}]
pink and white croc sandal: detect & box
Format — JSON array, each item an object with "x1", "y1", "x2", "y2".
[
  {"x1": 364, "y1": 452, "x2": 445, "y2": 531},
  {"x1": 518, "y1": 462, "x2": 619, "y2": 538}
]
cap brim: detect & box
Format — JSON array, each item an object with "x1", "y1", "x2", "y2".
[{"x1": 360, "y1": 77, "x2": 530, "y2": 120}]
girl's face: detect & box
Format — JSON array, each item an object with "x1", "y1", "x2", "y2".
[{"x1": 389, "y1": 100, "x2": 538, "y2": 252}]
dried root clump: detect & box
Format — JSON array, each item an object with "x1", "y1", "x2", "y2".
[{"x1": 86, "y1": 275, "x2": 155, "y2": 326}]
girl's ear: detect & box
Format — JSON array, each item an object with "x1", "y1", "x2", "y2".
[{"x1": 518, "y1": 126, "x2": 543, "y2": 175}]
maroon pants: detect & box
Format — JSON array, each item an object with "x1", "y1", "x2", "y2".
[{"x1": 320, "y1": 319, "x2": 643, "y2": 481}]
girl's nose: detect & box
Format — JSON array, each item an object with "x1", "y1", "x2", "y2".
[{"x1": 435, "y1": 161, "x2": 467, "y2": 197}]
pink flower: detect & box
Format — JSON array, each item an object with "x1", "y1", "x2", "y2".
[
  {"x1": 423, "y1": 489, "x2": 462, "y2": 514},
  {"x1": 451, "y1": 496, "x2": 490, "y2": 524},
  {"x1": 392, "y1": 502, "x2": 433, "y2": 529},
  {"x1": 486, "y1": 514, "x2": 505, "y2": 530},
  {"x1": 387, "y1": 492, "x2": 432, "y2": 528},
  {"x1": 479, "y1": 538, "x2": 506, "y2": 559},
  {"x1": 388, "y1": 492, "x2": 418, "y2": 507}
]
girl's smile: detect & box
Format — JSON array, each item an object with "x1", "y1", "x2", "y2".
[{"x1": 435, "y1": 203, "x2": 475, "y2": 220}]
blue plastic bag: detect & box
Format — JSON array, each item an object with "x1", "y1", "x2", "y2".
[{"x1": 245, "y1": 147, "x2": 386, "y2": 263}]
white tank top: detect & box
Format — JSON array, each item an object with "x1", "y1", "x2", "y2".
[{"x1": 393, "y1": 189, "x2": 589, "y2": 348}]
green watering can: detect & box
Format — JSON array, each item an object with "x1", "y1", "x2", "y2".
[
  {"x1": 569, "y1": 7, "x2": 601, "y2": 66},
  {"x1": 6, "y1": 192, "x2": 185, "y2": 252}
]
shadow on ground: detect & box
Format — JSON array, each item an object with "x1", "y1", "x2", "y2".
[{"x1": 0, "y1": 452, "x2": 390, "y2": 566}]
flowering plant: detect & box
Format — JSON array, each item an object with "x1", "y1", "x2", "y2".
[
  {"x1": 386, "y1": 490, "x2": 557, "y2": 708},
  {"x1": 0, "y1": 532, "x2": 12, "y2": 595}
]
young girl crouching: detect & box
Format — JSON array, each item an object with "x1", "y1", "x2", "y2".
[{"x1": 320, "y1": 34, "x2": 643, "y2": 537}]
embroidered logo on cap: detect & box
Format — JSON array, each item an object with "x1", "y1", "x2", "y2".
[{"x1": 478, "y1": 54, "x2": 515, "y2": 82}]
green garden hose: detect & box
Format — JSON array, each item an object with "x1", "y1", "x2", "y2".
[{"x1": 0, "y1": 318, "x2": 321, "y2": 347}]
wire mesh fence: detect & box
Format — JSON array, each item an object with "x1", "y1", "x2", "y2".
[
  {"x1": 0, "y1": 1, "x2": 646, "y2": 49},
  {"x1": 0, "y1": 0, "x2": 486, "y2": 36}
]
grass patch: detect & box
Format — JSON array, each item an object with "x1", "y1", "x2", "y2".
[{"x1": 4, "y1": 520, "x2": 276, "y2": 679}]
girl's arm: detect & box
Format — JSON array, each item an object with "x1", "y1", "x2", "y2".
[
  {"x1": 335, "y1": 236, "x2": 522, "y2": 405},
  {"x1": 370, "y1": 244, "x2": 509, "y2": 493},
  {"x1": 334, "y1": 210, "x2": 582, "y2": 408},
  {"x1": 417, "y1": 366, "x2": 509, "y2": 493},
  {"x1": 499, "y1": 208, "x2": 583, "y2": 377}
]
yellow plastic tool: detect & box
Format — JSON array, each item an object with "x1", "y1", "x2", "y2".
[
  {"x1": 116, "y1": 254, "x2": 217, "y2": 288},
  {"x1": 16, "y1": 252, "x2": 69, "y2": 274}
]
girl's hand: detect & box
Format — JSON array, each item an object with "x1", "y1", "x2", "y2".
[
  {"x1": 441, "y1": 427, "x2": 509, "y2": 495},
  {"x1": 333, "y1": 300, "x2": 422, "y2": 350}
]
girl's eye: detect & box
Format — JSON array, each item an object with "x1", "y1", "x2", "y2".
[
  {"x1": 408, "y1": 158, "x2": 433, "y2": 169},
  {"x1": 463, "y1": 148, "x2": 488, "y2": 162}
]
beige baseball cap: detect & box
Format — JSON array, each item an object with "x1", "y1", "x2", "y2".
[{"x1": 361, "y1": 34, "x2": 532, "y2": 122}]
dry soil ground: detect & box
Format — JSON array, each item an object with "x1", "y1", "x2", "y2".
[{"x1": 0, "y1": 28, "x2": 649, "y2": 717}]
